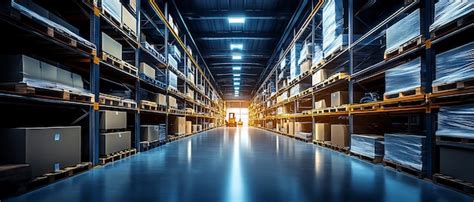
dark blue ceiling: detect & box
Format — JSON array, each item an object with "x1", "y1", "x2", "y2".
[{"x1": 175, "y1": 0, "x2": 301, "y2": 100}]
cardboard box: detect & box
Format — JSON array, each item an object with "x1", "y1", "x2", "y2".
[
  {"x1": 102, "y1": 32, "x2": 123, "y2": 60},
  {"x1": 0, "y1": 55, "x2": 41, "y2": 83},
  {"x1": 314, "y1": 123, "x2": 331, "y2": 141},
  {"x1": 171, "y1": 117, "x2": 186, "y2": 135},
  {"x1": 331, "y1": 124, "x2": 349, "y2": 147},
  {"x1": 169, "y1": 96, "x2": 177, "y2": 108},
  {"x1": 102, "y1": 0, "x2": 122, "y2": 23},
  {"x1": 295, "y1": 122, "x2": 312, "y2": 133},
  {"x1": 140, "y1": 62, "x2": 156, "y2": 79},
  {"x1": 100, "y1": 110, "x2": 127, "y2": 130},
  {"x1": 331, "y1": 91, "x2": 348, "y2": 107},
  {"x1": 141, "y1": 125, "x2": 160, "y2": 142},
  {"x1": 312, "y1": 69, "x2": 327, "y2": 85},
  {"x1": 169, "y1": 71, "x2": 178, "y2": 89},
  {"x1": 300, "y1": 60, "x2": 311, "y2": 75},
  {"x1": 186, "y1": 121, "x2": 192, "y2": 134},
  {"x1": 188, "y1": 73, "x2": 194, "y2": 84},
  {"x1": 156, "y1": 93, "x2": 167, "y2": 106},
  {"x1": 288, "y1": 120, "x2": 294, "y2": 136},
  {"x1": 100, "y1": 131, "x2": 131, "y2": 156},
  {"x1": 193, "y1": 124, "x2": 202, "y2": 133},
  {"x1": 122, "y1": 5, "x2": 137, "y2": 36},
  {"x1": 0, "y1": 126, "x2": 81, "y2": 177},
  {"x1": 315, "y1": 99, "x2": 328, "y2": 109},
  {"x1": 187, "y1": 88, "x2": 194, "y2": 99}
]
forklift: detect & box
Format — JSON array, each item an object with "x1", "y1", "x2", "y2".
[{"x1": 227, "y1": 112, "x2": 237, "y2": 127}]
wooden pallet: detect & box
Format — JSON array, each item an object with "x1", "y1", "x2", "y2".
[
  {"x1": 99, "y1": 148, "x2": 137, "y2": 165},
  {"x1": 141, "y1": 100, "x2": 158, "y2": 111},
  {"x1": 99, "y1": 93, "x2": 121, "y2": 106},
  {"x1": 28, "y1": 162, "x2": 92, "y2": 188},
  {"x1": 312, "y1": 105, "x2": 348, "y2": 114},
  {"x1": 383, "y1": 160, "x2": 425, "y2": 178},
  {"x1": 432, "y1": 79, "x2": 474, "y2": 94},
  {"x1": 140, "y1": 139, "x2": 167, "y2": 152},
  {"x1": 167, "y1": 87, "x2": 185, "y2": 98},
  {"x1": 101, "y1": 52, "x2": 138, "y2": 76},
  {"x1": 121, "y1": 24, "x2": 138, "y2": 40},
  {"x1": 432, "y1": 174, "x2": 474, "y2": 195},
  {"x1": 169, "y1": 108, "x2": 185, "y2": 114},
  {"x1": 101, "y1": 7, "x2": 121, "y2": 27},
  {"x1": 0, "y1": 83, "x2": 94, "y2": 103},
  {"x1": 384, "y1": 87, "x2": 424, "y2": 100},
  {"x1": 430, "y1": 13, "x2": 474, "y2": 39},
  {"x1": 350, "y1": 152, "x2": 383, "y2": 164},
  {"x1": 139, "y1": 73, "x2": 166, "y2": 88},
  {"x1": 384, "y1": 36, "x2": 424, "y2": 60},
  {"x1": 436, "y1": 136, "x2": 474, "y2": 144},
  {"x1": 313, "y1": 140, "x2": 326, "y2": 146},
  {"x1": 324, "y1": 143, "x2": 350, "y2": 154},
  {"x1": 324, "y1": 45, "x2": 346, "y2": 61},
  {"x1": 11, "y1": 8, "x2": 96, "y2": 56},
  {"x1": 122, "y1": 99, "x2": 137, "y2": 108}
]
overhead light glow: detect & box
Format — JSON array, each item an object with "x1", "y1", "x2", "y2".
[
  {"x1": 233, "y1": 82, "x2": 240, "y2": 86},
  {"x1": 232, "y1": 66, "x2": 242, "y2": 71},
  {"x1": 234, "y1": 94, "x2": 239, "y2": 97},
  {"x1": 233, "y1": 77, "x2": 240, "y2": 81},
  {"x1": 234, "y1": 87, "x2": 240, "y2": 90},
  {"x1": 230, "y1": 44, "x2": 243, "y2": 50},
  {"x1": 233, "y1": 74, "x2": 240, "y2": 77},
  {"x1": 232, "y1": 55, "x2": 242, "y2": 60},
  {"x1": 228, "y1": 17, "x2": 245, "y2": 24}
]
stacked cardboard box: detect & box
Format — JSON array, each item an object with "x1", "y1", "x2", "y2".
[
  {"x1": 314, "y1": 123, "x2": 331, "y2": 141},
  {"x1": 156, "y1": 93, "x2": 167, "y2": 107},
  {"x1": 312, "y1": 69, "x2": 327, "y2": 86},
  {"x1": 169, "y1": 96, "x2": 177, "y2": 108},
  {"x1": 186, "y1": 121, "x2": 192, "y2": 134},
  {"x1": 171, "y1": 117, "x2": 186, "y2": 135},
  {"x1": 331, "y1": 124, "x2": 349, "y2": 147},
  {"x1": 315, "y1": 98, "x2": 328, "y2": 109},
  {"x1": 139, "y1": 62, "x2": 155, "y2": 79},
  {"x1": 121, "y1": 5, "x2": 137, "y2": 36},
  {"x1": 331, "y1": 91, "x2": 348, "y2": 107}
]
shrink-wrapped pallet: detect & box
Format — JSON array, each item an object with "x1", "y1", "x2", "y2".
[
  {"x1": 384, "y1": 134, "x2": 425, "y2": 171},
  {"x1": 385, "y1": 9, "x2": 420, "y2": 54},
  {"x1": 437, "y1": 104, "x2": 474, "y2": 139},
  {"x1": 430, "y1": 0, "x2": 474, "y2": 32},
  {"x1": 351, "y1": 135, "x2": 384, "y2": 158},
  {"x1": 385, "y1": 58, "x2": 421, "y2": 96},
  {"x1": 433, "y1": 42, "x2": 474, "y2": 87}
]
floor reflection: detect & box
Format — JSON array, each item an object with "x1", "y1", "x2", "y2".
[{"x1": 8, "y1": 127, "x2": 474, "y2": 202}]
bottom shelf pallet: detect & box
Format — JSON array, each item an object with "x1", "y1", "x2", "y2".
[
  {"x1": 99, "y1": 149, "x2": 137, "y2": 166},
  {"x1": 382, "y1": 160, "x2": 425, "y2": 179},
  {"x1": 433, "y1": 174, "x2": 474, "y2": 195},
  {"x1": 350, "y1": 152, "x2": 383, "y2": 164},
  {"x1": 140, "y1": 139, "x2": 168, "y2": 152}
]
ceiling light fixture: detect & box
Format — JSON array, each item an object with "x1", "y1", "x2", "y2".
[
  {"x1": 232, "y1": 66, "x2": 241, "y2": 71},
  {"x1": 228, "y1": 17, "x2": 245, "y2": 24},
  {"x1": 232, "y1": 55, "x2": 242, "y2": 60},
  {"x1": 230, "y1": 44, "x2": 243, "y2": 50}
]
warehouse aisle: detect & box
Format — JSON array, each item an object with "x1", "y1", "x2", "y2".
[{"x1": 9, "y1": 127, "x2": 473, "y2": 202}]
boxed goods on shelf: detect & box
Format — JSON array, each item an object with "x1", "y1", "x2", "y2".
[
  {"x1": 186, "y1": 121, "x2": 192, "y2": 134},
  {"x1": 437, "y1": 104, "x2": 474, "y2": 139},
  {"x1": 169, "y1": 45, "x2": 181, "y2": 60},
  {"x1": 141, "y1": 125, "x2": 162, "y2": 142},
  {"x1": 102, "y1": 0, "x2": 122, "y2": 23},
  {"x1": 12, "y1": 0, "x2": 94, "y2": 48},
  {"x1": 188, "y1": 73, "x2": 195, "y2": 84},
  {"x1": 430, "y1": 0, "x2": 474, "y2": 32},
  {"x1": 290, "y1": 83, "x2": 312, "y2": 97},
  {"x1": 331, "y1": 124, "x2": 349, "y2": 147},
  {"x1": 0, "y1": 126, "x2": 81, "y2": 177},
  {"x1": 171, "y1": 116, "x2": 186, "y2": 135},
  {"x1": 168, "y1": 54, "x2": 178, "y2": 69},
  {"x1": 433, "y1": 42, "x2": 474, "y2": 87},
  {"x1": 169, "y1": 71, "x2": 178, "y2": 90},
  {"x1": 279, "y1": 50, "x2": 287, "y2": 70},
  {"x1": 192, "y1": 124, "x2": 202, "y2": 133},
  {"x1": 323, "y1": 0, "x2": 346, "y2": 57},
  {"x1": 187, "y1": 88, "x2": 194, "y2": 99},
  {"x1": 102, "y1": 32, "x2": 123, "y2": 60},
  {"x1": 56, "y1": 68, "x2": 73, "y2": 87},
  {"x1": 384, "y1": 133, "x2": 425, "y2": 171},
  {"x1": 312, "y1": 69, "x2": 327, "y2": 86},
  {"x1": 385, "y1": 58, "x2": 421, "y2": 96},
  {"x1": 295, "y1": 122, "x2": 312, "y2": 140},
  {"x1": 288, "y1": 120, "x2": 294, "y2": 136},
  {"x1": 121, "y1": 5, "x2": 137, "y2": 36},
  {"x1": 331, "y1": 91, "x2": 348, "y2": 107},
  {"x1": 139, "y1": 63, "x2": 156, "y2": 79},
  {"x1": 350, "y1": 135, "x2": 384, "y2": 158},
  {"x1": 277, "y1": 107, "x2": 285, "y2": 115},
  {"x1": 314, "y1": 123, "x2": 330, "y2": 141},
  {"x1": 312, "y1": 44, "x2": 323, "y2": 66},
  {"x1": 300, "y1": 60, "x2": 311, "y2": 75},
  {"x1": 290, "y1": 43, "x2": 302, "y2": 80},
  {"x1": 385, "y1": 9, "x2": 420, "y2": 54},
  {"x1": 277, "y1": 92, "x2": 288, "y2": 103},
  {"x1": 439, "y1": 146, "x2": 474, "y2": 183},
  {"x1": 100, "y1": 110, "x2": 127, "y2": 130},
  {"x1": 315, "y1": 98, "x2": 328, "y2": 109},
  {"x1": 298, "y1": 42, "x2": 312, "y2": 65},
  {"x1": 100, "y1": 131, "x2": 131, "y2": 156},
  {"x1": 168, "y1": 96, "x2": 177, "y2": 108}
]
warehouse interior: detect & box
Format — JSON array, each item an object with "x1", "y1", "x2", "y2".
[{"x1": 0, "y1": 0, "x2": 473, "y2": 201}]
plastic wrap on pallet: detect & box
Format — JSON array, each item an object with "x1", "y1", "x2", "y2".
[
  {"x1": 101, "y1": 0, "x2": 122, "y2": 22},
  {"x1": 384, "y1": 57, "x2": 421, "y2": 96},
  {"x1": 433, "y1": 42, "x2": 474, "y2": 86},
  {"x1": 384, "y1": 134, "x2": 425, "y2": 171},
  {"x1": 350, "y1": 135, "x2": 384, "y2": 159},
  {"x1": 12, "y1": 0, "x2": 95, "y2": 49},
  {"x1": 385, "y1": 9, "x2": 420, "y2": 54},
  {"x1": 169, "y1": 71, "x2": 178, "y2": 89},
  {"x1": 430, "y1": 0, "x2": 474, "y2": 32},
  {"x1": 290, "y1": 43, "x2": 302, "y2": 80},
  {"x1": 312, "y1": 44, "x2": 323, "y2": 66},
  {"x1": 168, "y1": 54, "x2": 178, "y2": 69},
  {"x1": 322, "y1": 0, "x2": 346, "y2": 57},
  {"x1": 437, "y1": 104, "x2": 474, "y2": 139},
  {"x1": 298, "y1": 42, "x2": 312, "y2": 65}
]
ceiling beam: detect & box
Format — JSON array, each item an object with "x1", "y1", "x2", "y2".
[
  {"x1": 183, "y1": 11, "x2": 292, "y2": 20},
  {"x1": 204, "y1": 54, "x2": 270, "y2": 59}
]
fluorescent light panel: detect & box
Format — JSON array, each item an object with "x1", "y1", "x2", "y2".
[
  {"x1": 232, "y1": 66, "x2": 242, "y2": 70},
  {"x1": 233, "y1": 82, "x2": 240, "y2": 86},
  {"x1": 233, "y1": 74, "x2": 240, "y2": 77},
  {"x1": 230, "y1": 44, "x2": 243, "y2": 50},
  {"x1": 232, "y1": 55, "x2": 242, "y2": 60},
  {"x1": 228, "y1": 17, "x2": 245, "y2": 24},
  {"x1": 233, "y1": 78, "x2": 240, "y2": 81}
]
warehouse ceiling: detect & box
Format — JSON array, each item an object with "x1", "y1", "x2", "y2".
[{"x1": 174, "y1": 0, "x2": 301, "y2": 100}]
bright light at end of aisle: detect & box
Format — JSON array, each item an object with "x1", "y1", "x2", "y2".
[
  {"x1": 232, "y1": 66, "x2": 241, "y2": 71},
  {"x1": 228, "y1": 17, "x2": 245, "y2": 24},
  {"x1": 233, "y1": 74, "x2": 240, "y2": 77},
  {"x1": 232, "y1": 55, "x2": 242, "y2": 60}
]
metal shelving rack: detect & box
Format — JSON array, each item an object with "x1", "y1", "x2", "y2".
[
  {"x1": 249, "y1": 0, "x2": 473, "y2": 190},
  {"x1": 0, "y1": 0, "x2": 226, "y2": 167}
]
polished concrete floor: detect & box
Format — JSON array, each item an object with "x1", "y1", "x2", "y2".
[{"x1": 9, "y1": 127, "x2": 474, "y2": 202}]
